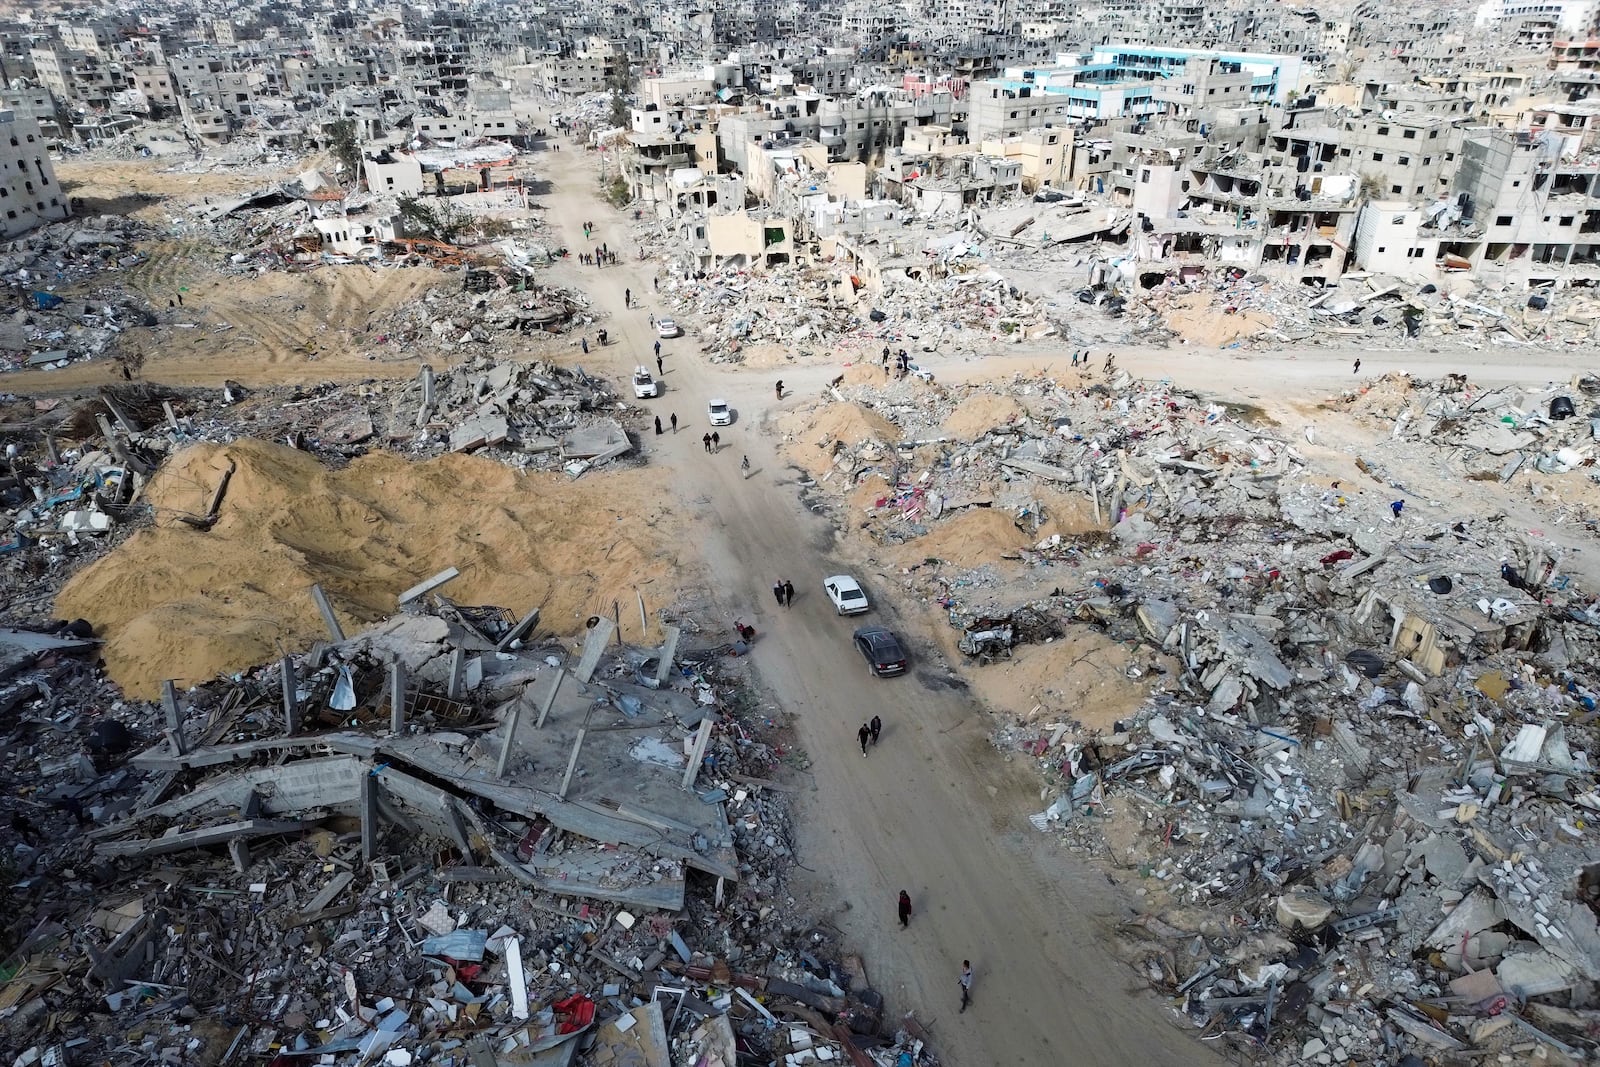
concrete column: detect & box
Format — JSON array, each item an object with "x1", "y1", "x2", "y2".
[
  {"x1": 310, "y1": 584, "x2": 346, "y2": 642},
  {"x1": 162, "y1": 680, "x2": 186, "y2": 755},
  {"x1": 496, "y1": 608, "x2": 540, "y2": 652},
  {"x1": 100, "y1": 391, "x2": 141, "y2": 433},
  {"x1": 446, "y1": 648, "x2": 465, "y2": 700},
  {"x1": 682, "y1": 717, "x2": 715, "y2": 790},
  {"x1": 535, "y1": 668, "x2": 566, "y2": 729},
  {"x1": 416, "y1": 365, "x2": 435, "y2": 428},
  {"x1": 43, "y1": 435, "x2": 58, "y2": 465},
  {"x1": 495, "y1": 698, "x2": 523, "y2": 778},
  {"x1": 228, "y1": 837, "x2": 251, "y2": 873},
  {"x1": 558, "y1": 728, "x2": 587, "y2": 799},
  {"x1": 281, "y1": 657, "x2": 300, "y2": 735},
  {"x1": 360, "y1": 772, "x2": 378, "y2": 863},
  {"x1": 162, "y1": 400, "x2": 180, "y2": 430},
  {"x1": 389, "y1": 661, "x2": 406, "y2": 735}
]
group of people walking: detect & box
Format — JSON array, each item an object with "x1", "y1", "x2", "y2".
[{"x1": 770, "y1": 579, "x2": 796, "y2": 608}]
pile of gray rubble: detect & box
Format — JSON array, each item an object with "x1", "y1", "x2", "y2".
[
  {"x1": 0, "y1": 583, "x2": 940, "y2": 1067},
  {"x1": 792, "y1": 366, "x2": 1600, "y2": 1062}
]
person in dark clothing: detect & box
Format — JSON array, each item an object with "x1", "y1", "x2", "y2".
[
  {"x1": 1353, "y1": 357, "x2": 1361, "y2": 374},
  {"x1": 773, "y1": 581, "x2": 785, "y2": 606},
  {"x1": 775, "y1": 379, "x2": 784, "y2": 399},
  {"x1": 670, "y1": 412, "x2": 678, "y2": 433},
  {"x1": 654, "y1": 415, "x2": 663, "y2": 435},
  {"x1": 655, "y1": 338, "x2": 662, "y2": 356},
  {"x1": 711, "y1": 431, "x2": 720, "y2": 451},
  {"x1": 657, "y1": 355, "x2": 664, "y2": 374},
  {"x1": 783, "y1": 580, "x2": 794, "y2": 607},
  {"x1": 624, "y1": 287, "x2": 631, "y2": 307},
  {"x1": 858, "y1": 723, "x2": 871, "y2": 757},
  {"x1": 870, "y1": 715, "x2": 881, "y2": 744},
  {"x1": 702, "y1": 433, "x2": 712, "y2": 453},
  {"x1": 898, "y1": 890, "x2": 913, "y2": 927}
]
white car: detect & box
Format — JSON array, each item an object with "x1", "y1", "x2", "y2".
[
  {"x1": 824, "y1": 575, "x2": 870, "y2": 615},
  {"x1": 707, "y1": 398, "x2": 731, "y2": 426},
  {"x1": 657, "y1": 318, "x2": 681, "y2": 338},
  {"x1": 632, "y1": 366, "x2": 660, "y2": 398}
]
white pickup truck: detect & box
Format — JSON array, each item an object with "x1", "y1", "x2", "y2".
[{"x1": 632, "y1": 366, "x2": 661, "y2": 398}]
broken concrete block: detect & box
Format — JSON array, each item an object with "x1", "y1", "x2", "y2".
[{"x1": 1276, "y1": 888, "x2": 1334, "y2": 931}]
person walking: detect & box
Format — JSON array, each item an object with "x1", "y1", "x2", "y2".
[
  {"x1": 741, "y1": 454, "x2": 750, "y2": 476},
  {"x1": 858, "y1": 723, "x2": 871, "y2": 757},
  {"x1": 649, "y1": 313, "x2": 656, "y2": 327},
  {"x1": 1353, "y1": 357, "x2": 1361, "y2": 374},
  {"x1": 783, "y1": 579, "x2": 794, "y2": 608},
  {"x1": 775, "y1": 380, "x2": 784, "y2": 400},
  {"x1": 654, "y1": 339, "x2": 661, "y2": 357},
  {"x1": 702, "y1": 432, "x2": 712, "y2": 453},
  {"x1": 773, "y1": 580, "x2": 785, "y2": 606},
  {"x1": 670, "y1": 412, "x2": 678, "y2": 433},
  {"x1": 581, "y1": 337, "x2": 589, "y2": 354},
  {"x1": 1390, "y1": 499, "x2": 1405, "y2": 519},
  {"x1": 653, "y1": 415, "x2": 663, "y2": 436},
  {"x1": 711, "y1": 431, "x2": 720, "y2": 452},
  {"x1": 959, "y1": 962, "x2": 973, "y2": 1012},
  {"x1": 869, "y1": 715, "x2": 881, "y2": 744},
  {"x1": 624, "y1": 287, "x2": 631, "y2": 308},
  {"x1": 898, "y1": 890, "x2": 912, "y2": 928},
  {"x1": 656, "y1": 355, "x2": 664, "y2": 376},
  {"x1": 653, "y1": 277, "x2": 659, "y2": 292}
]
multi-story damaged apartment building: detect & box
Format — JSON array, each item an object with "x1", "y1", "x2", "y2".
[{"x1": 0, "y1": 0, "x2": 1595, "y2": 293}]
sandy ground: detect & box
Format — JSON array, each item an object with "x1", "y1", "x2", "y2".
[{"x1": 57, "y1": 439, "x2": 684, "y2": 700}]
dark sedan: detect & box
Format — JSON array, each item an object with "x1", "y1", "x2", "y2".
[{"x1": 853, "y1": 626, "x2": 908, "y2": 677}]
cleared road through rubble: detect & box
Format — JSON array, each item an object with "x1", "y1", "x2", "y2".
[{"x1": 542, "y1": 139, "x2": 1222, "y2": 1066}]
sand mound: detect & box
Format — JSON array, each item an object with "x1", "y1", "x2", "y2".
[
  {"x1": 965, "y1": 633, "x2": 1150, "y2": 733},
  {"x1": 57, "y1": 440, "x2": 682, "y2": 699},
  {"x1": 941, "y1": 394, "x2": 1026, "y2": 440},
  {"x1": 780, "y1": 402, "x2": 901, "y2": 478},
  {"x1": 892, "y1": 509, "x2": 1028, "y2": 569},
  {"x1": 1163, "y1": 292, "x2": 1274, "y2": 348}
]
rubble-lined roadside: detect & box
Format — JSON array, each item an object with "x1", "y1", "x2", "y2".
[
  {"x1": 1, "y1": 592, "x2": 941, "y2": 1067},
  {"x1": 780, "y1": 365, "x2": 1600, "y2": 1063}
]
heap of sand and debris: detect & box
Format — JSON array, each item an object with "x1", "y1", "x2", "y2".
[
  {"x1": 0, "y1": 351, "x2": 942, "y2": 1067},
  {"x1": 776, "y1": 361, "x2": 1600, "y2": 1064}
]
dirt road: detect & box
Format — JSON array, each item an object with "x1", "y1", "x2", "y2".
[{"x1": 537, "y1": 137, "x2": 1220, "y2": 1066}]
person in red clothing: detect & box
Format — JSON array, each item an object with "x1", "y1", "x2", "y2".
[{"x1": 898, "y1": 890, "x2": 912, "y2": 928}]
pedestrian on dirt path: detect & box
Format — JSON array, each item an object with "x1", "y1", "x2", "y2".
[
  {"x1": 177, "y1": 293, "x2": 184, "y2": 307},
  {"x1": 649, "y1": 313, "x2": 656, "y2": 327},
  {"x1": 898, "y1": 890, "x2": 912, "y2": 927},
  {"x1": 654, "y1": 339, "x2": 661, "y2": 357},
  {"x1": 882, "y1": 345, "x2": 890, "y2": 367},
  {"x1": 702, "y1": 433, "x2": 712, "y2": 453},
  {"x1": 656, "y1": 355, "x2": 664, "y2": 375},
  {"x1": 870, "y1": 715, "x2": 881, "y2": 744},
  {"x1": 741, "y1": 454, "x2": 750, "y2": 476},
  {"x1": 1103, "y1": 351, "x2": 1115, "y2": 372},
  {"x1": 712, "y1": 431, "x2": 720, "y2": 451},
  {"x1": 581, "y1": 337, "x2": 588, "y2": 354},
  {"x1": 773, "y1": 581, "x2": 785, "y2": 606},
  {"x1": 959, "y1": 962, "x2": 973, "y2": 1012},
  {"x1": 858, "y1": 723, "x2": 871, "y2": 757},
  {"x1": 624, "y1": 288, "x2": 631, "y2": 307},
  {"x1": 653, "y1": 277, "x2": 659, "y2": 292},
  {"x1": 654, "y1": 415, "x2": 663, "y2": 436},
  {"x1": 783, "y1": 580, "x2": 794, "y2": 607},
  {"x1": 775, "y1": 380, "x2": 784, "y2": 400},
  {"x1": 670, "y1": 412, "x2": 678, "y2": 433},
  {"x1": 1391, "y1": 499, "x2": 1405, "y2": 519},
  {"x1": 1353, "y1": 357, "x2": 1361, "y2": 374}
]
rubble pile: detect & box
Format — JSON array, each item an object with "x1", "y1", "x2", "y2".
[
  {"x1": 0, "y1": 595, "x2": 940, "y2": 1067},
  {"x1": 1338, "y1": 370, "x2": 1600, "y2": 486},
  {"x1": 787, "y1": 367, "x2": 1600, "y2": 1061},
  {"x1": 1137, "y1": 270, "x2": 1600, "y2": 352},
  {"x1": 351, "y1": 270, "x2": 596, "y2": 362}
]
